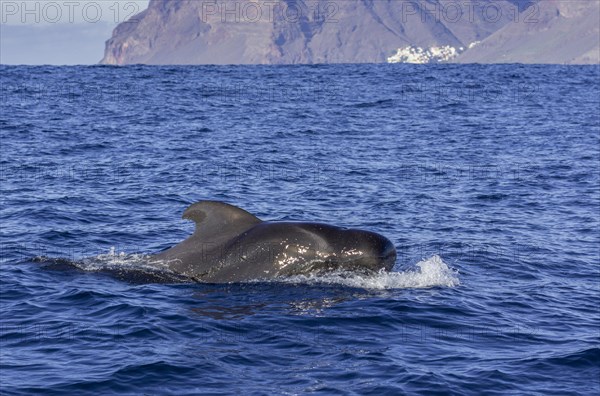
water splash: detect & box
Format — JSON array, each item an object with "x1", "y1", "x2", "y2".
[
  {"x1": 79, "y1": 247, "x2": 154, "y2": 271},
  {"x1": 281, "y1": 255, "x2": 460, "y2": 290}
]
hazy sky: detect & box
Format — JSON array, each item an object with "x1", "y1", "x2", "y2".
[{"x1": 0, "y1": 0, "x2": 149, "y2": 64}]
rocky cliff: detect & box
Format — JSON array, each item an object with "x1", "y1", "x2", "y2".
[
  {"x1": 455, "y1": 0, "x2": 600, "y2": 64},
  {"x1": 100, "y1": 0, "x2": 599, "y2": 65}
]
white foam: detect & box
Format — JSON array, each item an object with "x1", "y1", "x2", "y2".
[
  {"x1": 280, "y1": 255, "x2": 460, "y2": 290},
  {"x1": 79, "y1": 247, "x2": 155, "y2": 271}
]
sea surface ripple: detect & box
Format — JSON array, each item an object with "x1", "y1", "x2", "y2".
[{"x1": 0, "y1": 64, "x2": 599, "y2": 395}]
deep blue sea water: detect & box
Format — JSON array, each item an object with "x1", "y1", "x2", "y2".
[{"x1": 0, "y1": 64, "x2": 599, "y2": 395}]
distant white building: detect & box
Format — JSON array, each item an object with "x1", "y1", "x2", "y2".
[{"x1": 387, "y1": 42, "x2": 480, "y2": 64}]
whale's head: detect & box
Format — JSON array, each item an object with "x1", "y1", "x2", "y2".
[
  {"x1": 234, "y1": 222, "x2": 397, "y2": 278},
  {"x1": 271, "y1": 224, "x2": 397, "y2": 275},
  {"x1": 332, "y1": 229, "x2": 397, "y2": 272}
]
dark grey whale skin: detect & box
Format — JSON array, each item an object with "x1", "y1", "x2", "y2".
[{"x1": 150, "y1": 201, "x2": 396, "y2": 283}]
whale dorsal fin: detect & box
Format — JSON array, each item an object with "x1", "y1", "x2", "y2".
[{"x1": 182, "y1": 201, "x2": 262, "y2": 239}]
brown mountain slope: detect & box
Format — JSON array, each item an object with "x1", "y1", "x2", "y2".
[{"x1": 455, "y1": 0, "x2": 600, "y2": 64}]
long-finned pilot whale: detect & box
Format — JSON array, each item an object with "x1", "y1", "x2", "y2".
[{"x1": 149, "y1": 201, "x2": 396, "y2": 283}]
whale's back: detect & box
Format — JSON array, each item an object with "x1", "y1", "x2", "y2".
[{"x1": 152, "y1": 201, "x2": 262, "y2": 278}]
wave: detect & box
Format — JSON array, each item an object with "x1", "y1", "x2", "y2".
[{"x1": 351, "y1": 98, "x2": 395, "y2": 108}]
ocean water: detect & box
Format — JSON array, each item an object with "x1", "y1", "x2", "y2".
[{"x1": 0, "y1": 64, "x2": 599, "y2": 395}]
